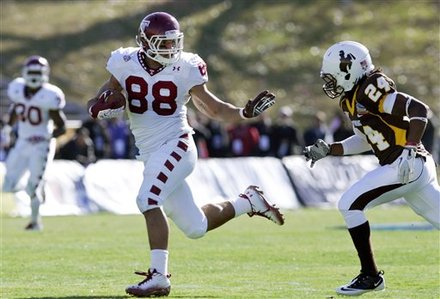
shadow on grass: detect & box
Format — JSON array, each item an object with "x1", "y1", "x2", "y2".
[
  {"x1": 20, "y1": 296, "x2": 219, "y2": 299},
  {"x1": 18, "y1": 297, "x2": 128, "y2": 299}
]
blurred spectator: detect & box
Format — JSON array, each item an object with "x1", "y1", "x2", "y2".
[
  {"x1": 271, "y1": 106, "x2": 302, "y2": 157},
  {"x1": 330, "y1": 110, "x2": 353, "y2": 142},
  {"x1": 228, "y1": 123, "x2": 260, "y2": 157},
  {"x1": 58, "y1": 127, "x2": 96, "y2": 166},
  {"x1": 205, "y1": 119, "x2": 230, "y2": 158},
  {"x1": 422, "y1": 109, "x2": 439, "y2": 163},
  {"x1": 82, "y1": 118, "x2": 111, "y2": 160},
  {"x1": 251, "y1": 112, "x2": 273, "y2": 157},
  {"x1": 303, "y1": 110, "x2": 331, "y2": 146},
  {"x1": 421, "y1": 110, "x2": 435, "y2": 153},
  {"x1": 187, "y1": 108, "x2": 210, "y2": 158},
  {"x1": 107, "y1": 117, "x2": 132, "y2": 159}
]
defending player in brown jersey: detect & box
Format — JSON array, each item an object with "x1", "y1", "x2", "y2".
[{"x1": 303, "y1": 41, "x2": 439, "y2": 296}]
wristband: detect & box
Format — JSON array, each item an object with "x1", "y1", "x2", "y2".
[
  {"x1": 239, "y1": 108, "x2": 247, "y2": 119},
  {"x1": 405, "y1": 141, "x2": 418, "y2": 147}
]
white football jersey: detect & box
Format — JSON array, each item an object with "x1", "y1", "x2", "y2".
[
  {"x1": 7, "y1": 78, "x2": 65, "y2": 140},
  {"x1": 106, "y1": 47, "x2": 208, "y2": 157}
]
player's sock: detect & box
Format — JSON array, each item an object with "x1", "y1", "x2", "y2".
[
  {"x1": 348, "y1": 221, "x2": 378, "y2": 275},
  {"x1": 150, "y1": 249, "x2": 168, "y2": 275},
  {"x1": 229, "y1": 195, "x2": 252, "y2": 217}
]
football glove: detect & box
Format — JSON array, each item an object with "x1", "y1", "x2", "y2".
[
  {"x1": 303, "y1": 139, "x2": 330, "y2": 168},
  {"x1": 0, "y1": 125, "x2": 12, "y2": 148},
  {"x1": 241, "y1": 90, "x2": 275, "y2": 118},
  {"x1": 397, "y1": 146, "x2": 416, "y2": 184}
]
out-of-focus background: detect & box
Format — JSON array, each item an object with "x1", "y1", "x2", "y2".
[
  {"x1": 1, "y1": 0, "x2": 439, "y2": 120},
  {"x1": 1, "y1": 0, "x2": 439, "y2": 205}
]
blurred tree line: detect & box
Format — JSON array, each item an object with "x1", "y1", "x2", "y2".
[{"x1": 1, "y1": 0, "x2": 439, "y2": 129}]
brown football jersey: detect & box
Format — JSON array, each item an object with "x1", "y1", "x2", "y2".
[{"x1": 339, "y1": 70, "x2": 429, "y2": 165}]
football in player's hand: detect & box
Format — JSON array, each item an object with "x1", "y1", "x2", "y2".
[{"x1": 89, "y1": 89, "x2": 126, "y2": 119}]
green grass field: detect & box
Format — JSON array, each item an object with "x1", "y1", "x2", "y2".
[{"x1": 1, "y1": 206, "x2": 439, "y2": 299}]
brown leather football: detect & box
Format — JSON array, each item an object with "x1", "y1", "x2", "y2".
[{"x1": 89, "y1": 90, "x2": 126, "y2": 119}]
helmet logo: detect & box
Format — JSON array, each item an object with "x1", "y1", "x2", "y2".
[
  {"x1": 142, "y1": 20, "x2": 150, "y2": 28},
  {"x1": 339, "y1": 50, "x2": 356, "y2": 80}
]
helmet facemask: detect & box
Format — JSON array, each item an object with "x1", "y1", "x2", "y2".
[
  {"x1": 137, "y1": 29, "x2": 183, "y2": 66},
  {"x1": 22, "y1": 56, "x2": 50, "y2": 89},
  {"x1": 321, "y1": 72, "x2": 344, "y2": 99}
]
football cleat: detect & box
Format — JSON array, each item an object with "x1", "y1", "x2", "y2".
[
  {"x1": 25, "y1": 222, "x2": 43, "y2": 231},
  {"x1": 126, "y1": 268, "x2": 171, "y2": 297},
  {"x1": 240, "y1": 185, "x2": 284, "y2": 225},
  {"x1": 336, "y1": 270, "x2": 385, "y2": 296}
]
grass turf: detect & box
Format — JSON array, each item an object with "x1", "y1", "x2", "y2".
[{"x1": 1, "y1": 206, "x2": 439, "y2": 298}]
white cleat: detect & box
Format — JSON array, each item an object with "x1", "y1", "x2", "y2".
[
  {"x1": 240, "y1": 185, "x2": 285, "y2": 225},
  {"x1": 125, "y1": 268, "x2": 171, "y2": 297}
]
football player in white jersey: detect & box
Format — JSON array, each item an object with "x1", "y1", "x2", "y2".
[
  {"x1": 87, "y1": 11, "x2": 283, "y2": 297},
  {"x1": 2, "y1": 55, "x2": 66, "y2": 231},
  {"x1": 304, "y1": 41, "x2": 440, "y2": 296}
]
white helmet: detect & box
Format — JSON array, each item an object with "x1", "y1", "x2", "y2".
[
  {"x1": 320, "y1": 41, "x2": 374, "y2": 98},
  {"x1": 22, "y1": 55, "x2": 50, "y2": 89}
]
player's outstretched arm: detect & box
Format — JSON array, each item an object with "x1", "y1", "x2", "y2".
[{"x1": 190, "y1": 84, "x2": 275, "y2": 122}]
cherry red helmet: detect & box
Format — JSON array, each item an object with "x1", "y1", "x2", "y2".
[
  {"x1": 136, "y1": 12, "x2": 184, "y2": 66},
  {"x1": 22, "y1": 55, "x2": 50, "y2": 88}
]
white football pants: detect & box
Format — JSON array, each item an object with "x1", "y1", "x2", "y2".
[
  {"x1": 339, "y1": 155, "x2": 440, "y2": 229},
  {"x1": 136, "y1": 134, "x2": 208, "y2": 239},
  {"x1": 2, "y1": 137, "x2": 55, "y2": 200}
]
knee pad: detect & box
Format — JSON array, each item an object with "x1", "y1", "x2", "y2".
[
  {"x1": 339, "y1": 209, "x2": 367, "y2": 229},
  {"x1": 183, "y1": 225, "x2": 206, "y2": 239}
]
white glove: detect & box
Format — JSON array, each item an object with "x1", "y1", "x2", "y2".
[
  {"x1": 0, "y1": 125, "x2": 12, "y2": 148},
  {"x1": 397, "y1": 146, "x2": 416, "y2": 184},
  {"x1": 96, "y1": 106, "x2": 125, "y2": 120},
  {"x1": 303, "y1": 139, "x2": 330, "y2": 168}
]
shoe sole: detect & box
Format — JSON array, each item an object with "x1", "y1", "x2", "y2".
[
  {"x1": 247, "y1": 185, "x2": 285, "y2": 225},
  {"x1": 126, "y1": 286, "x2": 170, "y2": 297},
  {"x1": 336, "y1": 279, "x2": 385, "y2": 296}
]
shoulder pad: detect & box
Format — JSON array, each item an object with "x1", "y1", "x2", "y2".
[
  {"x1": 107, "y1": 47, "x2": 139, "y2": 67},
  {"x1": 7, "y1": 78, "x2": 25, "y2": 101},
  {"x1": 180, "y1": 52, "x2": 206, "y2": 67}
]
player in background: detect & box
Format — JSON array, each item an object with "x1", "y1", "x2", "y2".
[
  {"x1": 303, "y1": 41, "x2": 440, "y2": 296},
  {"x1": 87, "y1": 12, "x2": 284, "y2": 298},
  {"x1": 1, "y1": 55, "x2": 67, "y2": 231}
]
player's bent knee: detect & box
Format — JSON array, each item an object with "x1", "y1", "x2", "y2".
[
  {"x1": 136, "y1": 196, "x2": 161, "y2": 213},
  {"x1": 340, "y1": 209, "x2": 367, "y2": 229},
  {"x1": 184, "y1": 226, "x2": 206, "y2": 239}
]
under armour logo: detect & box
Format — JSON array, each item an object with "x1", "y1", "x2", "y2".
[
  {"x1": 173, "y1": 66, "x2": 181, "y2": 71},
  {"x1": 339, "y1": 50, "x2": 356, "y2": 80},
  {"x1": 123, "y1": 55, "x2": 131, "y2": 62}
]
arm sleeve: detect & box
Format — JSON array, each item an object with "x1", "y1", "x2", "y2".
[
  {"x1": 340, "y1": 127, "x2": 371, "y2": 155},
  {"x1": 187, "y1": 54, "x2": 208, "y2": 88},
  {"x1": 49, "y1": 87, "x2": 66, "y2": 110}
]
